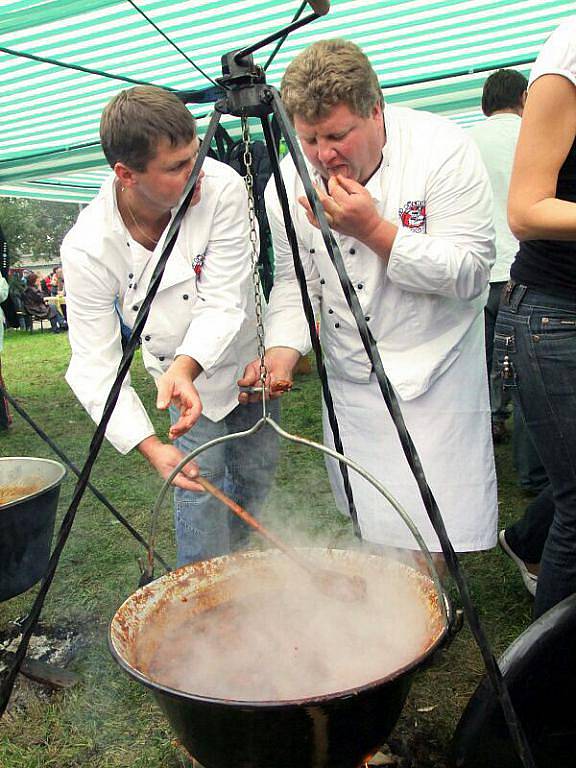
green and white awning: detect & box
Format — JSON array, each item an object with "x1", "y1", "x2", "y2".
[{"x1": 0, "y1": 0, "x2": 572, "y2": 202}]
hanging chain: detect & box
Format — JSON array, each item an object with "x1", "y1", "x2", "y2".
[{"x1": 241, "y1": 115, "x2": 268, "y2": 388}]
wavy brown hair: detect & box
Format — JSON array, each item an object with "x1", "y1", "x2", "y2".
[{"x1": 281, "y1": 39, "x2": 383, "y2": 123}]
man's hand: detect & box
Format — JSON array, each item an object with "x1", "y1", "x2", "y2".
[
  {"x1": 238, "y1": 347, "x2": 301, "y2": 404},
  {"x1": 137, "y1": 436, "x2": 203, "y2": 491},
  {"x1": 156, "y1": 355, "x2": 203, "y2": 440},
  {"x1": 298, "y1": 175, "x2": 397, "y2": 257}
]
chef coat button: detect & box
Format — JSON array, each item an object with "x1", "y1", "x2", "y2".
[
  {"x1": 128, "y1": 273, "x2": 134, "y2": 278},
  {"x1": 183, "y1": 294, "x2": 189, "y2": 300},
  {"x1": 128, "y1": 284, "x2": 132, "y2": 289},
  {"x1": 132, "y1": 305, "x2": 139, "y2": 312},
  {"x1": 357, "y1": 283, "x2": 364, "y2": 290},
  {"x1": 126, "y1": 242, "x2": 130, "y2": 247},
  {"x1": 334, "y1": 322, "x2": 340, "y2": 329},
  {"x1": 320, "y1": 278, "x2": 325, "y2": 285},
  {"x1": 144, "y1": 335, "x2": 151, "y2": 342},
  {"x1": 349, "y1": 248, "x2": 356, "y2": 255},
  {"x1": 159, "y1": 356, "x2": 165, "y2": 362},
  {"x1": 310, "y1": 248, "x2": 315, "y2": 254},
  {"x1": 133, "y1": 282, "x2": 137, "y2": 289},
  {"x1": 328, "y1": 309, "x2": 334, "y2": 314},
  {"x1": 365, "y1": 316, "x2": 370, "y2": 322}
]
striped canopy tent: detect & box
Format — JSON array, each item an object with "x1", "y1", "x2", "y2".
[{"x1": 0, "y1": 0, "x2": 572, "y2": 203}]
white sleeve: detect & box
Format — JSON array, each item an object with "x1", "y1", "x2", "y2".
[
  {"x1": 62, "y1": 241, "x2": 155, "y2": 455},
  {"x1": 263, "y1": 176, "x2": 321, "y2": 353},
  {"x1": 0, "y1": 276, "x2": 8, "y2": 304},
  {"x1": 387, "y1": 131, "x2": 495, "y2": 300},
  {"x1": 175, "y1": 174, "x2": 253, "y2": 373},
  {"x1": 529, "y1": 19, "x2": 576, "y2": 88}
]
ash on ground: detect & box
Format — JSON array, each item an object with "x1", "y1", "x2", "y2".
[{"x1": 0, "y1": 620, "x2": 83, "y2": 714}]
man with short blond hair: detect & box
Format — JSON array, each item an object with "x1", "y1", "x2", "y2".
[{"x1": 241, "y1": 39, "x2": 498, "y2": 563}]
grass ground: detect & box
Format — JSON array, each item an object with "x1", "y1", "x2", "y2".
[{"x1": 0, "y1": 328, "x2": 534, "y2": 767}]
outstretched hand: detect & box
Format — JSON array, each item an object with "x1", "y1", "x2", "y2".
[
  {"x1": 138, "y1": 436, "x2": 203, "y2": 492},
  {"x1": 156, "y1": 355, "x2": 203, "y2": 440}
]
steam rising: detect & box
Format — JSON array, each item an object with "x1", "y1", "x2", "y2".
[{"x1": 128, "y1": 550, "x2": 441, "y2": 702}]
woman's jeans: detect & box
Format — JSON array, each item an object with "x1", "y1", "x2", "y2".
[
  {"x1": 495, "y1": 282, "x2": 576, "y2": 618},
  {"x1": 171, "y1": 400, "x2": 280, "y2": 568}
]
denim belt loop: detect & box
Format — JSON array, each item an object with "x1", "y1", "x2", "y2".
[{"x1": 503, "y1": 280, "x2": 527, "y2": 313}]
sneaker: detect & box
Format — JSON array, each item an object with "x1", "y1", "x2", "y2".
[{"x1": 498, "y1": 529, "x2": 537, "y2": 596}]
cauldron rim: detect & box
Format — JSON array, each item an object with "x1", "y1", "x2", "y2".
[
  {"x1": 0, "y1": 456, "x2": 67, "y2": 510},
  {"x1": 109, "y1": 548, "x2": 451, "y2": 707}
]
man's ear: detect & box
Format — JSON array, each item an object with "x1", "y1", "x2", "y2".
[{"x1": 114, "y1": 161, "x2": 136, "y2": 189}]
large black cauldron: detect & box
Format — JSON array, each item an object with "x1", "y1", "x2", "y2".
[
  {"x1": 110, "y1": 549, "x2": 451, "y2": 768},
  {"x1": 0, "y1": 456, "x2": 66, "y2": 602}
]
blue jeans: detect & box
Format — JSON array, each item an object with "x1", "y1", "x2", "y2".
[
  {"x1": 495, "y1": 282, "x2": 576, "y2": 617},
  {"x1": 485, "y1": 281, "x2": 511, "y2": 423},
  {"x1": 171, "y1": 400, "x2": 280, "y2": 567}
]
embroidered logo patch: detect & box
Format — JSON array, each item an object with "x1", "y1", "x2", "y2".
[
  {"x1": 192, "y1": 252, "x2": 205, "y2": 276},
  {"x1": 399, "y1": 200, "x2": 426, "y2": 233}
]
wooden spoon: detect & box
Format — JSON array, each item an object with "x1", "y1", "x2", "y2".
[{"x1": 196, "y1": 476, "x2": 366, "y2": 603}]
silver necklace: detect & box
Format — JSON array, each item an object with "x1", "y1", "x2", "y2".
[{"x1": 121, "y1": 189, "x2": 161, "y2": 246}]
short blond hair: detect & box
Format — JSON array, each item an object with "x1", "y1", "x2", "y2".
[
  {"x1": 100, "y1": 86, "x2": 196, "y2": 171},
  {"x1": 281, "y1": 39, "x2": 383, "y2": 123}
]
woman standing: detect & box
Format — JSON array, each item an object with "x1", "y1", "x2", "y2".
[{"x1": 496, "y1": 17, "x2": 576, "y2": 617}]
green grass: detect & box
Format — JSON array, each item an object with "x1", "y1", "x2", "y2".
[{"x1": 0, "y1": 328, "x2": 533, "y2": 767}]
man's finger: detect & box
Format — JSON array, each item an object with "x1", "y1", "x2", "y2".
[
  {"x1": 156, "y1": 379, "x2": 174, "y2": 410},
  {"x1": 333, "y1": 174, "x2": 362, "y2": 193},
  {"x1": 172, "y1": 474, "x2": 204, "y2": 492},
  {"x1": 169, "y1": 407, "x2": 201, "y2": 439},
  {"x1": 237, "y1": 368, "x2": 259, "y2": 387}
]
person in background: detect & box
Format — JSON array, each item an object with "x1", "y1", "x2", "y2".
[
  {"x1": 22, "y1": 272, "x2": 67, "y2": 333},
  {"x1": 469, "y1": 68, "x2": 527, "y2": 444},
  {"x1": 53, "y1": 266, "x2": 65, "y2": 295},
  {"x1": 496, "y1": 17, "x2": 576, "y2": 617},
  {"x1": 62, "y1": 86, "x2": 278, "y2": 568},
  {"x1": 0, "y1": 273, "x2": 10, "y2": 429},
  {"x1": 40, "y1": 273, "x2": 52, "y2": 297},
  {"x1": 241, "y1": 39, "x2": 497, "y2": 571},
  {"x1": 7, "y1": 269, "x2": 28, "y2": 331},
  {"x1": 469, "y1": 69, "x2": 548, "y2": 495}
]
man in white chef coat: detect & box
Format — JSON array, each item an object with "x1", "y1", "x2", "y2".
[
  {"x1": 240, "y1": 39, "x2": 498, "y2": 565},
  {"x1": 62, "y1": 86, "x2": 278, "y2": 567}
]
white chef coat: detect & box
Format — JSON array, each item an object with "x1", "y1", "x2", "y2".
[
  {"x1": 264, "y1": 103, "x2": 498, "y2": 551},
  {"x1": 265, "y1": 104, "x2": 495, "y2": 401},
  {"x1": 469, "y1": 114, "x2": 521, "y2": 283},
  {"x1": 62, "y1": 157, "x2": 258, "y2": 455}
]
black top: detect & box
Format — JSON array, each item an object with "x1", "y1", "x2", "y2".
[{"x1": 511, "y1": 135, "x2": 576, "y2": 298}]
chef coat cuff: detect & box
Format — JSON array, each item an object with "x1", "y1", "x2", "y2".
[
  {"x1": 106, "y1": 416, "x2": 157, "y2": 456},
  {"x1": 264, "y1": 328, "x2": 311, "y2": 356}
]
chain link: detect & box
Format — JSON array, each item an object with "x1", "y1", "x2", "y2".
[{"x1": 241, "y1": 115, "x2": 268, "y2": 387}]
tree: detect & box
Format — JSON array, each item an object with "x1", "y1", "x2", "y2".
[{"x1": 0, "y1": 197, "x2": 79, "y2": 264}]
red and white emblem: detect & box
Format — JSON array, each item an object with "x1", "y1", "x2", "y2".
[
  {"x1": 399, "y1": 200, "x2": 426, "y2": 233},
  {"x1": 192, "y1": 252, "x2": 205, "y2": 276}
]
